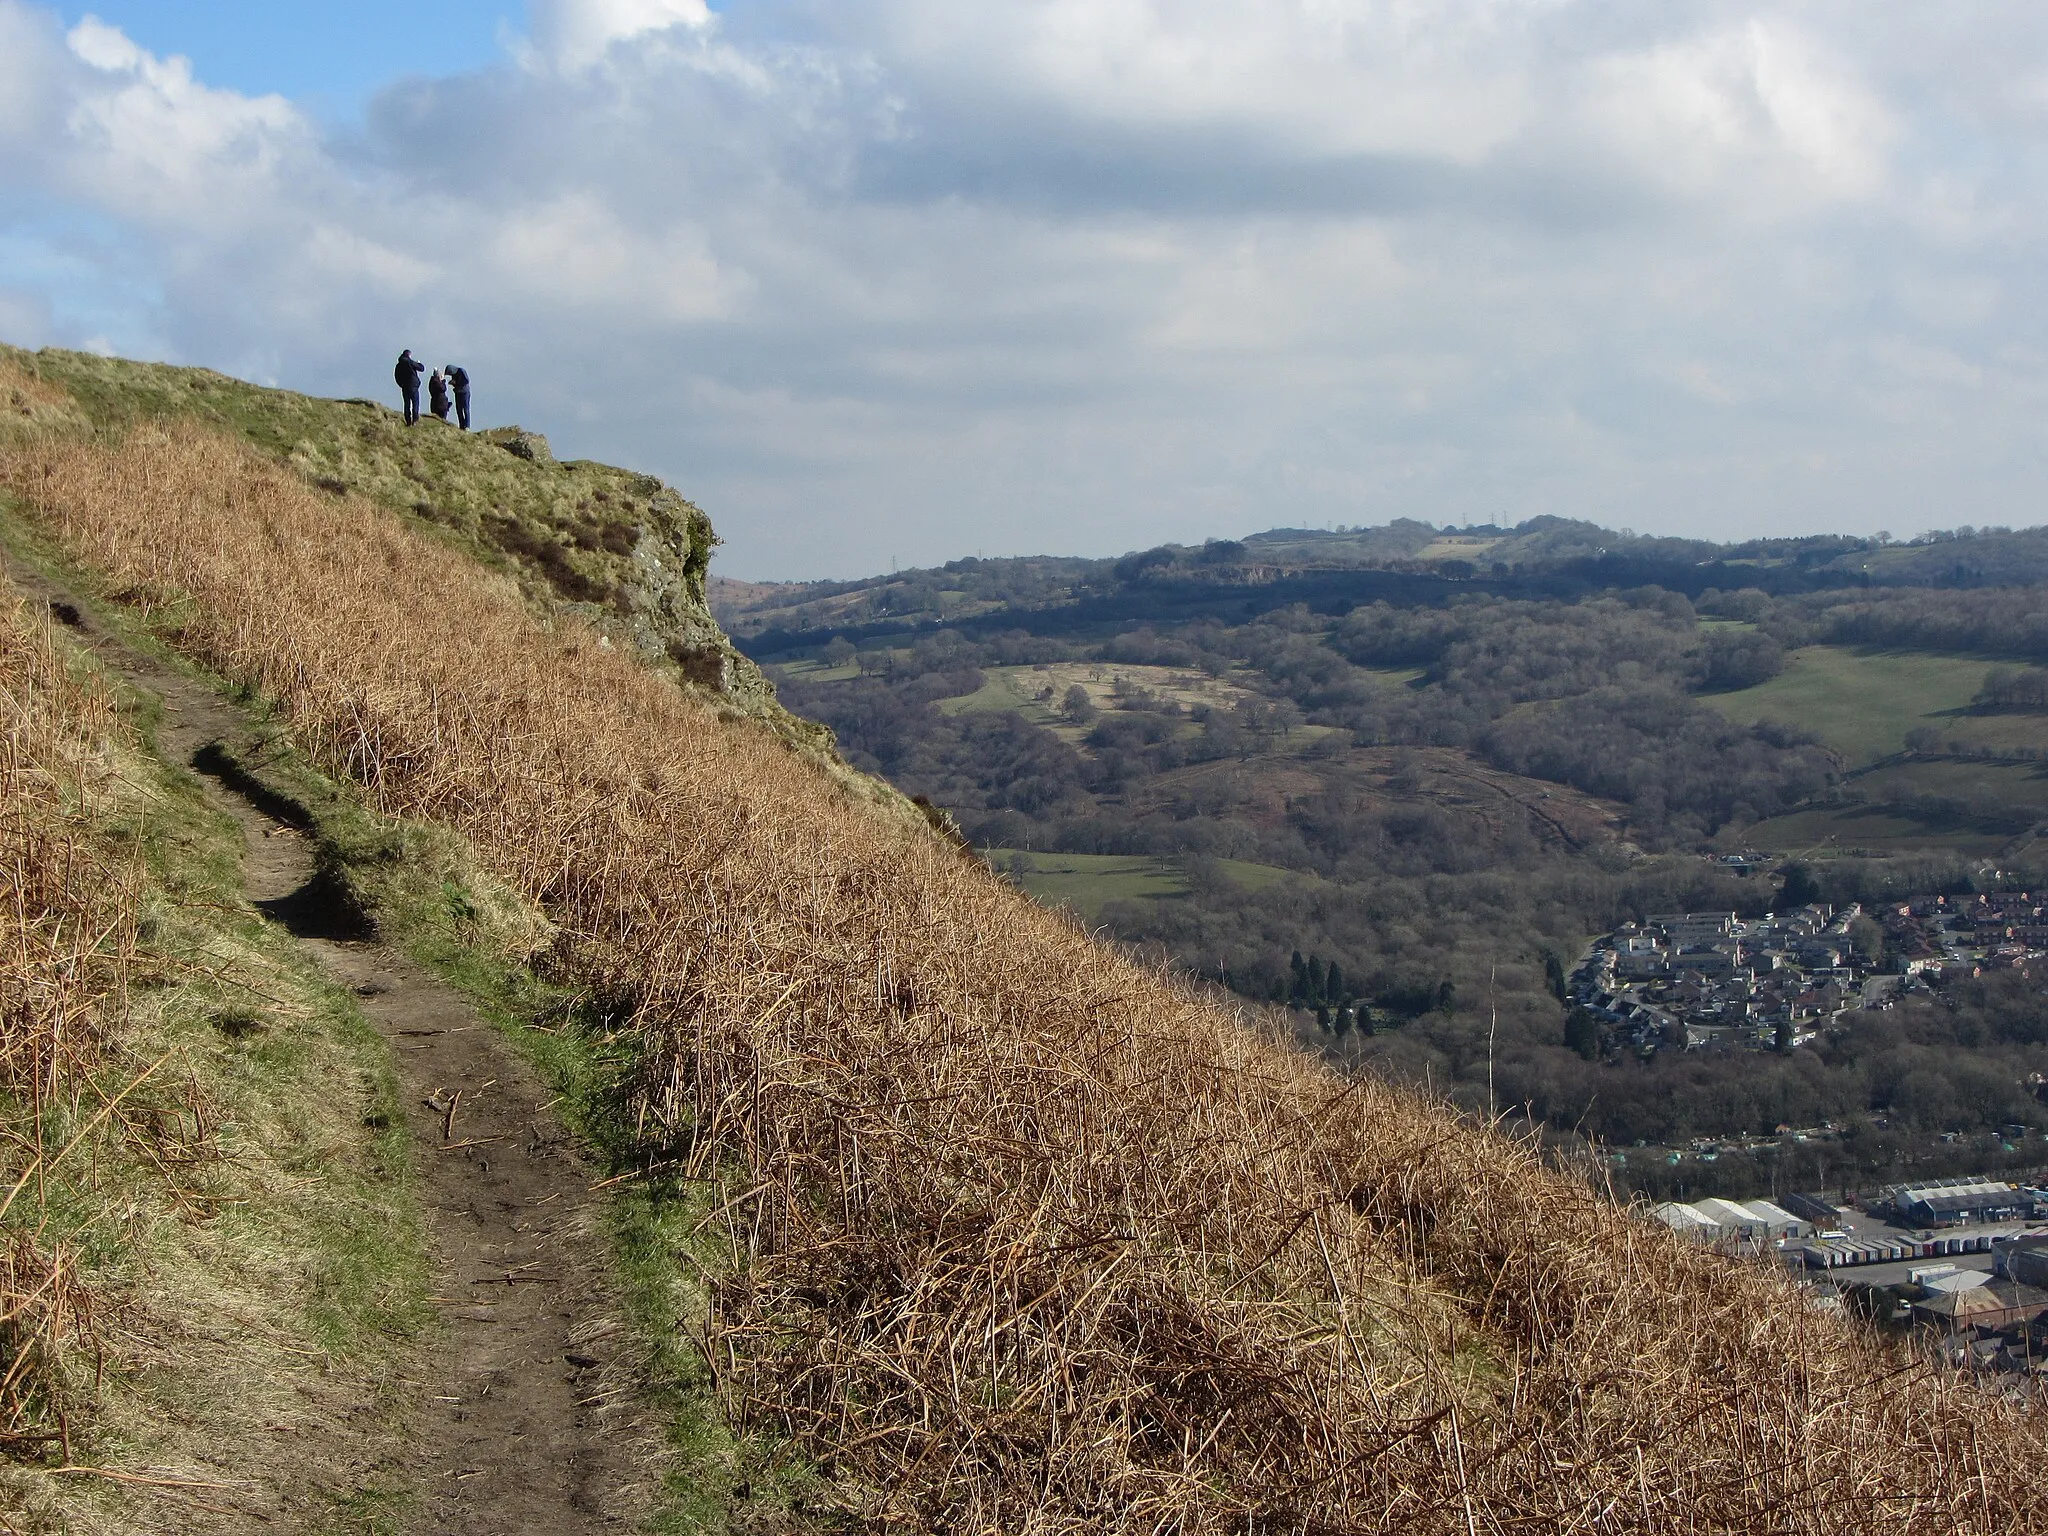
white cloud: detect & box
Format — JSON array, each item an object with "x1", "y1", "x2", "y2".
[
  {"x1": 0, "y1": 3, "x2": 62, "y2": 145},
  {"x1": 304, "y1": 226, "x2": 436, "y2": 299},
  {"x1": 487, "y1": 194, "x2": 739, "y2": 321},
  {"x1": 872, "y1": 0, "x2": 1546, "y2": 164},
  {"x1": 0, "y1": 1, "x2": 2046, "y2": 577},
  {"x1": 1580, "y1": 18, "x2": 1895, "y2": 211},
  {"x1": 529, "y1": 0, "x2": 713, "y2": 71},
  {"x1": 61, "y1": 17, "x2": 304, "y2": 217}
]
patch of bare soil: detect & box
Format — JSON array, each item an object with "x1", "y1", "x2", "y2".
[{"x1": 11, "y1": 562, "x2": 646, "y2": 1532}]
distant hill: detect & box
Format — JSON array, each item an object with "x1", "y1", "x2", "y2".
[{"x1": 714, "y1": 516, "x2": 2048, "y2": 653}]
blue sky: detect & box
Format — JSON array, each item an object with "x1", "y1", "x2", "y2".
[
  {"x1": 54, "y1": 3, "x2": 519, "y2": 112},
  {"x1": 4, "y1": 3, "x2": 2048, "y2": 580}
]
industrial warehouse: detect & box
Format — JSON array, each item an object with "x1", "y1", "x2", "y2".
[
  {"x1": 1649, "y1": 1175, "x2": 2048, "y2": 1382},
  {"x1": 1653, "y1": 1177, "x2": 2048, "y2": 1277},
  {"x1": 1649, "y1": 1196, "x2": 1811, "y2": 1248}
]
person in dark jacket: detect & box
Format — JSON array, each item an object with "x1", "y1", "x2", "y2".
[
  {"x1": 444, "y1": 364, "x2": 471, "y2": 430},
  {"x1": 394, "y1": 349, "x2": 425, "y2": 425},
  {"x1": 427, "y1": 368, "x2": 452, "y2": 422}
]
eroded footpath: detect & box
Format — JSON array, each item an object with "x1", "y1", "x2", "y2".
[{"x1": 11, "y1": 559, "x2": 645, "y2": 1533}]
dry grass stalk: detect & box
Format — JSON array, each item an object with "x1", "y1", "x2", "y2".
[
  {"x1": 0, "y1": 357, "x2": 88, "y2": 440},
  {"x1": 0, "y1": 595, "x2": 135, "y2": 1455},
  {"x1": 10, "y1": 420, "x2": 2047, "y2": 1532}
]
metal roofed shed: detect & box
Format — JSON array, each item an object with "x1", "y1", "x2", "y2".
[
  {"x1": 1694, "y1": 1197, "x2": 1773, "y2": 1238},
  {"x1": 1886, "y1": 1177, "x2": 2028, "y2": 1227},
  {"x1": 1739, "y1": 1199, "x2": 1809, "y2": 1240},
  {"x1": 2000, "y1": 1235, "x2": 2048, "y2": 1288},
  {"x1": 1919, "y1": 1270, "x2": 1990, "y2": 1296},
  {"x1": 1649, "y1": 1202, "x2": 1719, "y2": 1241},
  {"x1": 1910, "y1": 1279, "x2": 2048, "y2": 1334}
]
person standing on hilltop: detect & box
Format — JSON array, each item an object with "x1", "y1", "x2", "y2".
[
  {"x1": 428, "y1": 368, "x2": 452, "y2": 423},
  {"x1": 445, "y1": 363, "x2": 471, "y2": 430},
  {"x1": 394, "y1": 348, "x2": 425, "y2": 425}
]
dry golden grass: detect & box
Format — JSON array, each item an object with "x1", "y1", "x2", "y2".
[
  {"x1": 11, "y1": 420, "x2": 2047, "y2": 1533},
  {"x1": 0, "y1": 358, "x2": 86, "y2": 439},
  {"x1": 0, "y1": 596, "x2": 135, "y2": 1460},
  {"x1": 0, "y1": 583, "x2": 435, "y2": 1532}
]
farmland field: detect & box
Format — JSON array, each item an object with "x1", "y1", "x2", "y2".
[
  {"x1": 1729, "y1": 752, "x2": 2048, "y2": 858},
  {"x1": 985, "y1": 849, "x2": 1293, "y2": 918},
  {"x1": 1731, "y1": 804, "x2": 2015, "y2": 858},
  {"x1": 1851, "y1": 757, "x2": 2048, "y2": 812},
  {"x1": 939, "y1": 661, "x2": 1255, "y2": 721},
  {"x1": 1706, "y1": 646, "x2": 2008, "y2": 765}
]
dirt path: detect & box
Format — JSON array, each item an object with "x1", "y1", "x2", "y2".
[{"x1": 10, "y1": 563, "x2": 642, "y2": 1532}]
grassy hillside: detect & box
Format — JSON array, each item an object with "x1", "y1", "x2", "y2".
[
  {"x1": 1706, "y1": 644, "x2": 2004, "y2": 766},
  {"x1": 1702, "y1": 644, "x2": 2048, "y2": 857},
  {"x1": 5, "y1": 355, "x2": 2044, "y2": 1529},
  {"x1": 4, "y1": 344, "x2": 799, "y2": 731}
]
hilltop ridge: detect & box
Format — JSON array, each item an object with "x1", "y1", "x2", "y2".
[
  {"x1": 713, "y1": 512, "x2": 2048, "y2": 648},
  {"x1": 4, "y1": 344, "x2": 802, "y2": 730}
]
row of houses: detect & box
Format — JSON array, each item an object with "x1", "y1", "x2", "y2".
[
  {"x1": 1580, "y1": 895, "x2": 2048, "y2": 1059},
  {"x1": 1578, "y1": 908, "x2": 1878, "y2": 1056},
  {"x1": 1880, "y1": 892, "x2": 2048, "y2": 978}
]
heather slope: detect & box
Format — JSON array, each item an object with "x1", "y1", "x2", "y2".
[{"x1": 3, "y1": 378, "x2": 2042, "y2": 1530}]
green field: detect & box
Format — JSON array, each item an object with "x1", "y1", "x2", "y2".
[
  {"x1": 1729, "y1": 759, "x2": 2048, "y2": 858},
  {"x1": 937, "y1": 668, "x2": 1061, "y2": 721},
  {"x1": 985, "y1": 850, "x2": 1293, "y2": 918},
  {"x1": 1733, "y1": 805, "x2": 2014, "y2": 858},
  {"x1": 1851, "y1": 757, "x2": 2048, "y2": 812},
  {"x1": 774, "y1": 656, "x2": 861, "y2": 681},
  {"x1": 1707, "y1": 646, "x2": 2011, "y2": 766},
  {"x1": 1358, "y1": 663, "x2": 1428, "y2": 689}
]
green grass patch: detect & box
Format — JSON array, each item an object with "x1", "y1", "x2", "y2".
[
  {"x1": 1707, "y1": 645, "x2": 2007, "y2": 766},
  {"x1": 1737, "y1": 804, "x2": 2013, "y2": 858},
  {"x1": 937, "y1": 667, "x2": 1062, "y2": 720},
  {"x1": 1214, "y1": 857, "x2": 1296, "y2": 892},
  {"x1": 986, "y1": 850, "x2": 1297, "y2": 917},
  {"x1": 774, "y1": 657, "x2": 861, "y2": 682},
  {"x1": 988, "y1": 851, "x2": 1189, "y2": 915},
  {"x1": 1850, "y1": 757, "x2": 2048, "y2": 812},
  {"x1": 1736, "y1": 756, "x2": 2048, "y2": 858},
  {"x1": 1358, "y1": 663, "x2": 1428, "y2": 689}
]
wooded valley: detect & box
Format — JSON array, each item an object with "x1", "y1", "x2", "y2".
[{"x1": 722, "y1": 532, "x2": 2048, "y2": 1197}]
